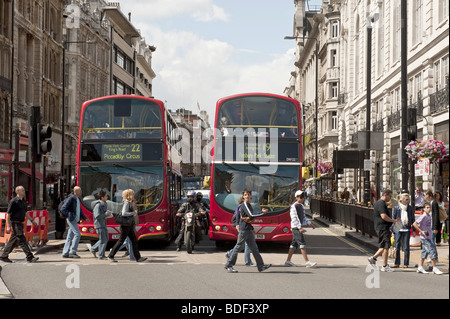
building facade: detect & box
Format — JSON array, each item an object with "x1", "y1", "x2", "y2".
[{"x1": 286, "y1": 0, "x2": 449, "y2": 199}]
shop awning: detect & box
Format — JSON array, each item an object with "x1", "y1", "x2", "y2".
[{"x1": 19, "y1": 168, "x2": 43, "y2": 180}]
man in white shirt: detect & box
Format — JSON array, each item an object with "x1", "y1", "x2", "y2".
[{"x1": 284, "y1": 190, "x2": 317, "y2": 268}]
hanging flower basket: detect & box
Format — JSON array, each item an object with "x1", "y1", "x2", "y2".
[
  {"x1": 317, "y1": 162, "x2": 334, "y2": 175},
  {"x1": 405, "y1": 139, "x2": 449, "y2": 163}
]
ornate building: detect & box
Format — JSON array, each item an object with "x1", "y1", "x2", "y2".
[{"x1": 286, "y1": 0, "x2": 449, "y2": 198}]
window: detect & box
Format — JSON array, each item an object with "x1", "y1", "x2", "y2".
[
  {"x1": 412, "y1": 0, "x2": 423, "y2": 45},
  {"x1": 331, "y1": 49, "x2": 337, "y2": 67},
  {"x1": 439, "y1": 0, "x2": 449, "y2": 23},
  {"x1": 330, "y1": 82, "x2": 338, "y2": 98},
  {"x1": 331, "y1": 111, "x2": 338, "y2": 130},
  {"x1": 392, "y1": 2, "x2": 401, "y2": 61},
  {"x1": 331, "y1": 21, "x2": 339, "y2": 38}
]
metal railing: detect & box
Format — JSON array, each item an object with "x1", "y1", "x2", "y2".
[{"x1": 310, "y1": 197, "x2": 377, "y2": 238}]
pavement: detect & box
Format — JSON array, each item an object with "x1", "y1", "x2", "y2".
[{"x1": 1, "y1": 208, "x2": 448, "y2": 299}]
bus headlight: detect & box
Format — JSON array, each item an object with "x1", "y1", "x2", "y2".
[
  {"x1": 148, "y1": 226, "x2": 155, "y2": 232},
  {"x1": 215, "y1": 225, "x2": 221, "y2": 231},
  {"x1": 156, "y1": 225, "x2": 162, "y2": 231},
  {"x1": 282, "y1": 227, "x2": 290, "y2": 233},
  {"x1": 81, "y1": 227, "x2": 87, "y2": 232},
  {"x1": 222, "y1": 226, "x2": 228, "y2": 232}
]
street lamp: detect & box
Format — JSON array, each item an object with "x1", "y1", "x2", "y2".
[
  {"x1": 60, "y1": 39, "x2": 96, "y2": 196},
  {"x1": 285, "y1": 35, "x2": 319, "y2": 194},
  {"x1": 363, "y1": 10, "x2": 379, "y2": 204}
]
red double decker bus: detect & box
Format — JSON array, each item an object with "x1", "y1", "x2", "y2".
[
  {"x1": 209, "y1": 93, "x2": 303, "y2": 246},
  {"x1": 76, "y1": 95, "x2": 182, "y2": 243}
]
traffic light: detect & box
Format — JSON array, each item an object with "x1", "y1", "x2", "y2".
[{"x1": 37, "y1": 123, "x2": 52, "y2": 156}]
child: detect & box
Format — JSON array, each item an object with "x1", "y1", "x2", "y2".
[
  {"x1": 284, "y1": 190, "x2": 317, "y2": 268},
  {"x1": 413, "y1": 203, "x2": 443, "y2": 275}
]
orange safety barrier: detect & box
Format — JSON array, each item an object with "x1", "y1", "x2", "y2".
[{"x1": 0, "y1": 210, "x2": 49, "y2": 248}]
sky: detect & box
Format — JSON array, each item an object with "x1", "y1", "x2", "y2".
[{"x1": 118, "y1": 0, "x2": 322, "y2": 125}]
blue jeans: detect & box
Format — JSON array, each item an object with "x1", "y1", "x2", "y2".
[
  {"x1": 62, "y1": 219, "x2": 81, "y2": 256},
  {"x1": 225, "y1": 230, "x2": 264, "y2": 271},
  {"x1": 227, "y1": 243, "x2": 253, "y2": 265},
  {"x1": 91, "y1": 227, "x2": 109, "y2": 258},
  {"x1": 119, "y1": 237, "x2": 135, "y2": 260},
  {"x1": 394, "y1": 231, "x2": 411, "y2": 266}
]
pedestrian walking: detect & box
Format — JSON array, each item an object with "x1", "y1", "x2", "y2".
[
  {"x1": 413, "y1": 203, "x2": 444, "y2": 275},
  {"x1": 225, "y1": 200, "x2": 254, "y2": 267},
  {"x1": 224, "y1": 189, "x2": 271, "y2": 273},
  {"x1": 108, "y1": 189, "x2": 147, "y2": 262},
  {"x1": 392, "y1": 191, "x2": 415, "y2": 268},
  {"x1": 61, "y1": 186, "x2": 89, "y2": 258},
  {"x1": 284, "y1": 190, "x2": 317, "y2": 268},
  {"x1": 424, "y1": 190, "x2": 441, "y2": 251},
  {"x1": 368, "y1": 189, "x2": 400, "y2": 272},
  {"x1": 0, "y1": 186, "x2": 39, "y2": 263},
  {"x1": 90, "y1": 190, "x2": 112, "y2": 260}
]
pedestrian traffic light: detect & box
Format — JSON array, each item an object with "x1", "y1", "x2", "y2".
[{"x1": 37, "y1": 123, "x2": 52, "y2": 155}]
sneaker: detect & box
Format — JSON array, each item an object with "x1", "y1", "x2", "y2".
[
  {"x1": 90, "y1": 249, "x2": 97, "y2": 258},
  {"x1": 432, "y1": 267, "x2": 444, "y2": 275},
  {"x1": 0, "y1": 257, "x2": 13, "y2": 263},
  {"x1": 136, "y1": 257, "x2": 147, "y2": 262},
  {"x1": 108, "y1": 256, "x2": 117, "y2": 263},
  {"x1": 381, "y1": 265, "x2": 394, "y2": 272},
  {"x1": 259, "y1": 264, "x2": 272, "y2": 272},
  {"x1": 245, "y1": 263, "x2": 256, "y2": 267},
  {"x1": 368, "y1": 256, "x2": 377, "y2": 265},
  {"x1": 417, "y1": 267, "x2": 428, "y2": 274},
  {"x1": 305, "y1": 261, "x2": 317, "y2": 268},
  {"x1": 225, "y1": 266, "x2": 238, "y2": 273},
  {"x1": 68, "y1": 253, "x2": 80, "y2": 258},
  {"x1": 27, "y1": 257, "x2": 39, "y2": 263},
  {"x1": 284, "y1": 260, "x2": 295, "y2": 267}
]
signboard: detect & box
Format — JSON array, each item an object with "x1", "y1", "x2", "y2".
[
  {"x1": 415, "y1": 158, "x2": 430, "y2": 176},
  {"x1": 102, "y1": 144, "x2": 143, "y2": 162},
  {"x1": 81, "y1": 143, "x2": 162, "y2": 162}
]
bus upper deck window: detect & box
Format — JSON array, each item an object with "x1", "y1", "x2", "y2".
[{"x1": 114, "y1": 99, "x2": 132, "y2": 117}]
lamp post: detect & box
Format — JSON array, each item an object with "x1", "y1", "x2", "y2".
[
  {"x1": 60, "y1": 40, "x2": 96, "y2": 196},
  {"x1": 363, "y1": 10, "x2": 379, "y2": 204},
  {"x1": 285, "y1": 35, "x2": 319, "y2": 194}
]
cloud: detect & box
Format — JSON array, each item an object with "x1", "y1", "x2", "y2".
[{"x1": 120, "y1": 0, "x2": 229, "y2": 22}]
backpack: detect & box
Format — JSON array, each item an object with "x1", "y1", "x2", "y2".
[{"x1": 58, "y1": 196, "x2": 70, "y2": 219}]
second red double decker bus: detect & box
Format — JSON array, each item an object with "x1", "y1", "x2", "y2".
[{"x1": 209, "y1": 93, "x2": 303, "y2": 246}]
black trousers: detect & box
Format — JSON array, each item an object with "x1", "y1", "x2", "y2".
[
  {"x1": 1, "y1": 222, "x2": 34, "y2": 260},
  {"x1": 108, "y1": 223, "x2": 141, "y2": 259}
]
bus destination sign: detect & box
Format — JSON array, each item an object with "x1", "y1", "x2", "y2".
[{"x1": 102, "y1": 143, "x2": 143, "y2": 161}]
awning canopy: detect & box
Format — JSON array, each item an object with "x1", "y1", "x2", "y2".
[{"x1": 19, "y1": 168, "x2": 43, "y2": 180}]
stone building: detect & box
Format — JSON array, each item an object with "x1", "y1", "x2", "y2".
[{"x1": 286, "y1": 0, "x2": 449, "y2": 198}]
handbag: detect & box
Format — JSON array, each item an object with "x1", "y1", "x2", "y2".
[
  {"x1": 114, "y1": 201, "x2": 135, "y2": 226},
  {"x1": 114, "y1": 213, "x2": 134, "y2": 226},
  {"x1": 438, "y1": 206, "x2": 446, "y2": 221}
]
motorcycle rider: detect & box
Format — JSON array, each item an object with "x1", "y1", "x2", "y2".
[
  {"x1": 175, "y1": 191, "x2": 206, "y2": 251},
  {"x1": 196, "y1": 192, "x2": 210, "y2": 235}
]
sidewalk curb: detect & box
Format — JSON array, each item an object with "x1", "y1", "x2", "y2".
[
  {"x1": 0, "y1": 266, "x2": 13, "y2": 299},
  {"x1": 305, "y1": 209, "x2": 449, "y2": 273}
]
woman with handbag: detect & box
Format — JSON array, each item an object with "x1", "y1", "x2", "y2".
[{"x1": 108, "y1": 189, "x2": 147, "y2": 262}]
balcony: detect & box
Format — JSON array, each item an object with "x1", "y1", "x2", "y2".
[{"x1": 430, "y1": 83, "x2": 449, "y2": 116}]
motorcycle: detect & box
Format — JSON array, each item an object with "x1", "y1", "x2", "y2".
[{"x1": 183, "y1": 211, "x2": 196, "y2": 254}]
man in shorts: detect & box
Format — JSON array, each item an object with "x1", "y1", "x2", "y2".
[
  {"x1": 284, "y1": 190, "x2": 317, "y2": 268},
  {"x1": 368, "y1": 189, "x2": 399, "y2": 272}
]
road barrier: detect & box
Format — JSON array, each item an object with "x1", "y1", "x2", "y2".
[{"x1": 0, "y1": 210, "x2": 49, "y2": 248}]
